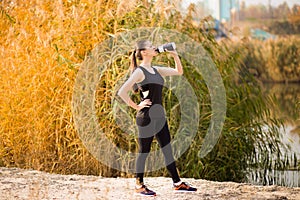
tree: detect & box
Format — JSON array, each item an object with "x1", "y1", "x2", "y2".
[
  {"x1": 274, "y1": 2, "x2": 290, "y2": 20},
  {"x1": 288, "y1": 5, "x2": 300, "y2": 25}
]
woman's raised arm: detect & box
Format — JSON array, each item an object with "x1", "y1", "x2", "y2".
[{"x1": 155, "y1": 50, "x2": 183, "y2": 76}]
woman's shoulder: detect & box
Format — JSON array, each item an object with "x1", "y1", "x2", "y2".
[
  {"x1": 152, "y1": 65, "x2": 162, "y2": 71},
  {"x1": 133, "y1": 67, "x2": 143, "y2": 74},
  {"x1": 152, "y1": 66, "x2": 163, "y2": 74},
  {"x1": 132, "y1": 67, "x2": 145, "y2": 83}
]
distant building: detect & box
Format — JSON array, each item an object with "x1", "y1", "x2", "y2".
[{"x1": 204, "y1": 0, "x2": 240, "y2": 23}]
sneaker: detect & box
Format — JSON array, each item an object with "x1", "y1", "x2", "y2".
[
  {"x1": 135, "y1": 185, "x2": 156, "y2": 196},
  {"x1": 173, "y1": 182, "x2": 197, "y2": 192}
]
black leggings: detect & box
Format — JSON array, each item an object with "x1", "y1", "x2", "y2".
[{"x1": 135, "y1": 117, "x2": 180, "y2": 185}]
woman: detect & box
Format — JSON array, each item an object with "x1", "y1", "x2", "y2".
[{"x1": 118, "y1": 40, "x2": 197, "y2": 196}]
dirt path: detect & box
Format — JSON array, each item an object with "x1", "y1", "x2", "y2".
[{"x1": 0, "y1": 167, "x2": 299, "y2": 200}]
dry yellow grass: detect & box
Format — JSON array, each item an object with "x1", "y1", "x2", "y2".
[
  {"x1": 0, "y1": 0, "x2": 183, "y2": 177},
  {"x1": 0, "y1": 0, "x2": 135, "y2": 175}
]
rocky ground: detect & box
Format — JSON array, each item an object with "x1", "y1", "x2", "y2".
[{"x1": 0, "y1": 167, "x2": 299, "y2": 200}]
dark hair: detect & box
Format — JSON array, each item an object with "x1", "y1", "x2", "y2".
[{"x1": 130, "y1": 40, "x2": 149, "y2": 92}]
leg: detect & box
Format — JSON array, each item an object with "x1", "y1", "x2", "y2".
[
  {"x1": 136, "y1": 136, "x2": 154, "y2": 185},
  {"x1": 155, "y1": 120, "x2": 181, "y2": 183},
  {"x1": 135, "y1": 117, "x2": 154, "y2": 185}
]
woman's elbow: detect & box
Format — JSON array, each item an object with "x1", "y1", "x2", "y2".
[
  {"x1": 118, "y1": 87, "x2": 129, "y2": 99},
  {"x1": 117, "y1": 89, "x2": 123, "y2": 97}
]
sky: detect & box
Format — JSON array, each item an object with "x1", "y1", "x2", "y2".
[{"x1": 183, "y1": 0, "x2": 300, "y2": 8}]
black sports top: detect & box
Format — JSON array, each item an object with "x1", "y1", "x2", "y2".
[{"x1": 136, "y1": 66, "x2": 164, "y2": 118}]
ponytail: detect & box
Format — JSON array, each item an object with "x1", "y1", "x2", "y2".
[
  {"x1": 130, "y1": 50, "x2": 138, "y2": 73},
  {"x1": 130, "y1": 50, "x2": 139, "y2": 93},
  {"x1": 130, "y1": 40, "x2": 147, "y2": 93}
]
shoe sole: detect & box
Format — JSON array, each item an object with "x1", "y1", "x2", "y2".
[
  {"x1": 134, "y1": 193, "x2": 157, "y2": 197},
  {"x1": 174, "y1": 190, "x2": 197, "y2": 193}
]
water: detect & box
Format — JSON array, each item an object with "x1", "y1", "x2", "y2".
[
  {"x1": 248, "y1": 169, "x2": 299, "y2": 187},
  {"x1": 247, "y1": 83, "x2": 300, "y2": 187}
]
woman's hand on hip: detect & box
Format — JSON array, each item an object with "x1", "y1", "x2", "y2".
[{"x1": 137, "y1": 99, "x2": 152, "y2": 110}]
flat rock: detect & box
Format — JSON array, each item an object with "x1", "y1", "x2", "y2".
[{"x1": 0, "y1": 167, "x2": 299, "y2": 200}]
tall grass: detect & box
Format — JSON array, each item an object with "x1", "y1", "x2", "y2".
[
  {"x1": 0, "y1": 0, "x2": 123, "y2": 175},
  {"x1": 239, "y1": 37, "x2": 300, "y2": 83},
  {"x1": 0, "y1": 0, "x2": 293, "y2": 182}
]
